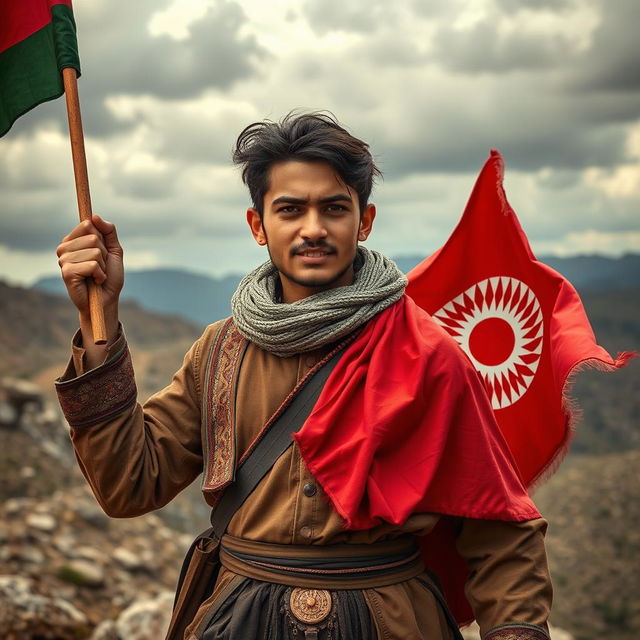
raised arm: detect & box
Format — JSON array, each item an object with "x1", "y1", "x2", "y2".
[{"x1": 54, "y1": 215, "x2": 206, "y2": 517}]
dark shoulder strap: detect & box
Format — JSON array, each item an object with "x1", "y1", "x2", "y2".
[{"x1": 209, "y1": 346, "x2": 344, "y2": 537}]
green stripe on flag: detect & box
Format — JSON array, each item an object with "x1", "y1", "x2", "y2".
[
  {"x1": 51, "y1": 3, "x2": 81, "y2": 74},
  {"x1": 0, "y1": 4, "x2": 81, "y2": 137}
]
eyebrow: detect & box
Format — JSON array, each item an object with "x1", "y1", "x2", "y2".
[{"x1": 271, "y1": 193, "x2": 353, "y2": 206}]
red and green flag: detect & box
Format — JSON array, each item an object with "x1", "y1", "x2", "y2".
[{"x1": 0, "y1": 0, "x2": 80, "y2": 137}]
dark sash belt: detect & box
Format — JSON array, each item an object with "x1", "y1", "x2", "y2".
[{"x1": 219, "y1": 534, "x2": 425, "y2": 590}]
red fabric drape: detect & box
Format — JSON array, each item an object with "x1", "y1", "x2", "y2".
[{"x1": 296, "y1": 295, "x2": 539, "y2": 623}]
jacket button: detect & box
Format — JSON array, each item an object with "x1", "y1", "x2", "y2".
[
  {"x1": 303, "y1": 482, "x2": 317, "y2": 497},
  {"x1": 300, "y1": 525, "x2": 312, "y2": 539}
]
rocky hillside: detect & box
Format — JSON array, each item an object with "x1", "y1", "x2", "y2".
[
  {"x1": 535, "y1": 450, "x2": 640, "y2": 640},
  {"x1": 0, "y1": 280, "x2": 202, "y2": 380},
  {"x1": 0, "y1": 485, "x2": 190, "y2": 639},
  {"x1": 566, "y1": 287, "x2": 639, "y2": 454}
]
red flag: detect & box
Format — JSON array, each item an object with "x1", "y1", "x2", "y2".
[{"x1": 406, "y1": 149, "x2": 636, "y2": 486}]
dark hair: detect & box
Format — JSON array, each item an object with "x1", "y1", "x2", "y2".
[{"x1": 232, "y1": 110, "x2": 381, "y2": 216}]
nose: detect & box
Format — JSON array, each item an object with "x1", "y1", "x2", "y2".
[{"x1": 300, "y1": 209, "x2": 328, "y2": 243}]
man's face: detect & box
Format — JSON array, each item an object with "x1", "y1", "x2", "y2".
[{"x1": 247, "y1": 160, "x2": 375, "y2": 302}]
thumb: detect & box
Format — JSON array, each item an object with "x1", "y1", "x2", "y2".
[{"x1": 92, "y1": 214, "x2": 120, "y2": 250}]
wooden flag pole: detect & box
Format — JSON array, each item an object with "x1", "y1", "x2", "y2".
[{"x1": 62, "y1": 67, "x2": 107, "y2": 344}]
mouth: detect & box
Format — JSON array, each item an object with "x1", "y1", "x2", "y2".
[
  {"x1": 297, "y1": 249, "x2": 333, "y2": 257},
  {"x1": 295, "y1": 248, "x2": 335, "y2": 264}
]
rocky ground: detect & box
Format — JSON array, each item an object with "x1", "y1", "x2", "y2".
[
  {"x1": 0, "y1": 485, "x2": 190, "y2": 640},
  {"x1": 0, "y1": 372, "x2": 206, "y2": 640}
]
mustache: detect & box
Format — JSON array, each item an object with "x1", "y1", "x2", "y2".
[{"x1": 290, "y1": 240, "x2": 337, "y2": 256}]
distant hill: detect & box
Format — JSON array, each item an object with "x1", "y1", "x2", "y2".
[
  {"x1": 0, "y1": 280, "x2": 201, "y2": 379},
  {"x1": 9, "y1": 277, "x2": 640, "y2": 455},
  {"x1": 33, "y1": 254, "x2": 640, "y2": 328},
  {"x1": 34, "y1": 268, "x2": 242, "y2": 328}
]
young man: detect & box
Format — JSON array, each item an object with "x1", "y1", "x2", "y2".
[{"x1": 55, "y1": 112, "x2": 552, "y2": 640}]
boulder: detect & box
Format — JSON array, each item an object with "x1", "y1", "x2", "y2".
[
  {"x1": 115, "y1": 591, "x2": 175, "y2": 640},
  {"x1": 26, "y1": 512, "x2": 56, "y2": 533},
  {"x1": 91, "y1": 619, "x2": 119, "y2": 640},
  {"x1": 0, "y1": 378, "x2": 43, "y2": 428},
  {"x1": 57, "y1": 560, "x2": 106, "y2": 588},
  {"x1": 113, "y1": 546, "x2": 145, "y2": 572}
]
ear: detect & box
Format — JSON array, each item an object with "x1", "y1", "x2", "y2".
[
  {"x1": 247, "y1": 208, "x2": 267, "y2": 245},
  {"x1": 358, "y1": 204, "x2": 376, "y2": 241}
]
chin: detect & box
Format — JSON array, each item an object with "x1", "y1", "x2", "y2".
[
  {"x1": 289, "y1": 271, "x2": 342, "y2": 289},
  {"x1": 283, "y1": 260, "x2": 353, "y2": 290},
  {"x1": 298, "y1": 279, "x2": 337, "y2": 289}
]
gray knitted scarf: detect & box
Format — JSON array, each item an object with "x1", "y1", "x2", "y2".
[{"x1": 231, "y1": 247, "x2": 407, "y2": 357}]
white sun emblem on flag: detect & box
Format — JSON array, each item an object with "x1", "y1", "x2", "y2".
[{"x1": 432, "y1": 277, "x2": 544, "y2": 410}]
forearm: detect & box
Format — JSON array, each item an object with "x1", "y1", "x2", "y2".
[
  {"x1": 456, "y1": 517, "x2": 553, "y2": 639},
  {"x1": 78, "y1": 303, "x2": 120, "y2": 370}
]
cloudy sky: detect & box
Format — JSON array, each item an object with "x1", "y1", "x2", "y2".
[{"x1": 1, "y1": 0, "x2": 639, "y2": 285}]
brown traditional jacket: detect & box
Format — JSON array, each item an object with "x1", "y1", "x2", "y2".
[{"x1": 55, "y1": 319, "x2": 552, "y2": 640}]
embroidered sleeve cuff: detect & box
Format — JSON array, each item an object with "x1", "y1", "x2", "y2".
[
  {"x1": 483, "y1": 623, "x2": 550, "y2": 640},
  {"x1": 55, "y1": 339, "x2": 137, "y2": 429}
]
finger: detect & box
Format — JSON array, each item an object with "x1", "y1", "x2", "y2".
[
  {"x1": 61, "y1": 219, "x2": 102, "y2": 243},
  {"x1": 58, "y1": 248, "x2": 107, "y2": 273},
  {"x1": 61, "y1": 260, "x2": 107, "y2": 284},
  {"x1": 92, "y1": 215, "x2": 121, "y2": 252},
  {"x1": 56, "y1": 234, "x2": 108, "y2": 261}
]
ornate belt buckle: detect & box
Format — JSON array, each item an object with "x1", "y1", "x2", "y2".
[
  {"x1": 289, "y1": 587, "x2": 332, "y2": 624},
  {"x1": 283, "y1": 587, "x2": 335, "y2": 639}
]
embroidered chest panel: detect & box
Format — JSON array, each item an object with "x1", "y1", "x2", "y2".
[{"x1": 201, "y1": 318, "x2": 248, "y2": 493}]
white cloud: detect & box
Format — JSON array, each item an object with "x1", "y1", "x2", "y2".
[
  {"x1": 537, "y1": 230, "x2": 640, "y2": 256},
  {"x1": 0, "y1": 127, "x2": 73, "y2": 189},
  {"x1": 0, "y1": 247, "x2": 61, "y2": 286},
  {"x1": 625, "y1": 120, "x2": 640, "y2": 159},
  {"x1": 1, "y1": 0, "x2": 639, "y2": 286},
  {"x1": 584, "y1": 164, "x2": 640, "y2": 199},
  {"x1": 148, "y1": 0, "x2": 214, "y2": 40}
]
